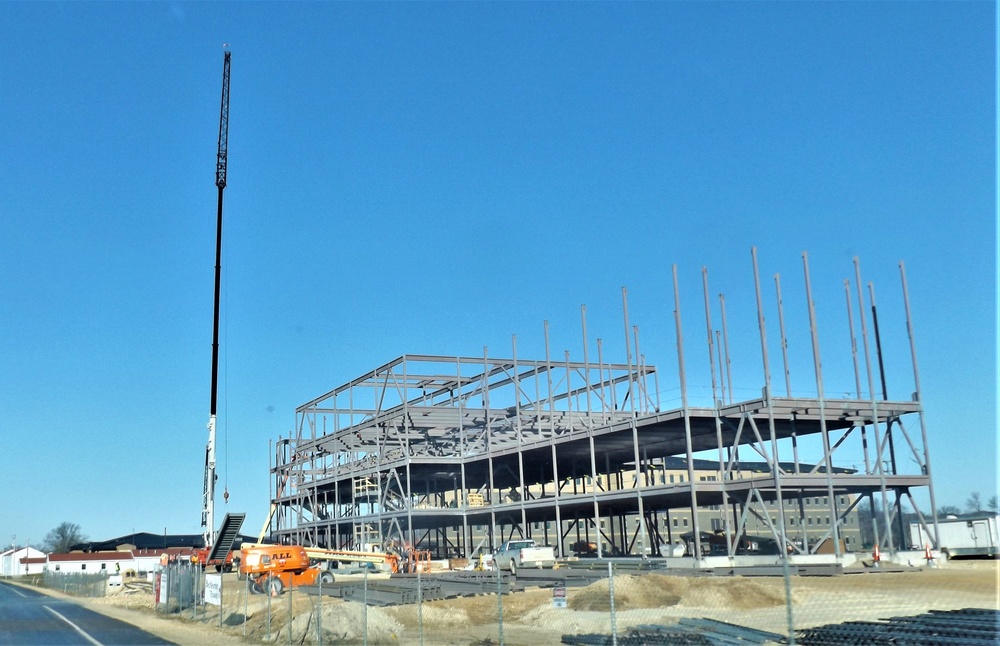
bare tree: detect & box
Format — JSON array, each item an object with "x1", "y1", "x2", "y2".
[
  {"x1": 42, "y1": 522, "x2": 87, "y2": 553},
  {"x1": 937, "y1": 505, "x2": 961, "y2": 516},
  {"x1": 966, "y1": 492, "x2": 982, "y2": 513},
  {"x1": 989, "y1": 495, "x2": 998, "y2": 513}
]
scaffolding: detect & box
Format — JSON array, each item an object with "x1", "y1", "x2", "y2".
[{"x1": 268, "y1": 252, "x2": 939, "y2": 562}]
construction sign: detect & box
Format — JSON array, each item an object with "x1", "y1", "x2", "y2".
[
  {"x1": 204, "y1": 573, "x2": 222, "y2": 606},
  {"x1": 552, "y1": 586, "x2": 567, "y2": 609}
]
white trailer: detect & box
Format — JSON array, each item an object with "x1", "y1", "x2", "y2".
[{"x1": 910, "y1": 513, "x2": 999, "y2": 559}]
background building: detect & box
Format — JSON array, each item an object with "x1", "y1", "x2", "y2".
[{"x1": 1, "y1": 547, "x2": 45, "y2": 577}]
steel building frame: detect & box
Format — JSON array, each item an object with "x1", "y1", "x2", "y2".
[{"x1": 269, "y1": 252, "x2": 939, "y2": 561}]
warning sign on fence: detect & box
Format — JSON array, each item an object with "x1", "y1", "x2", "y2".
[
  {"x1": 205, "y1": 573, "x2": 222, "y2": 606},
  {"x1": 552, "y1": 586, "x2": 567, "y2": 609},
  {"x1": 156, "y1": 572, "x2": 167, "y2": 604}
]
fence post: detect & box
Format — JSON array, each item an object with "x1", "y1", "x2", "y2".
[
  {"x1": 243, "y1": 573, "x2": 248, "y2": 638},
  {"x1": 495, "y1": 561, "x2": 504, "y2": 645},
  {"x1": 608, "y1": 561, "x2": 618, "y2": 646},
  {"x1": 783, "y1": 556, "x2": 796, "y2": 645},
  {"x1": 267, "y1": 580, "x2": 272, "y2": 641},
  {"x1": 363, "y1": 568, "x2": 369, "y2": 646},
  {"x1": 317, "y1": 574, "x2": 323, "y2": 646},
  {"x1": 288, "y1": 580, "x2": 293, "y2": 646},
  {"x1": 219, "y1": 570, "x2": 223, "y2": 629},
  {"x1": 193, "y1": 565, "x2": 198, "y2": 620},
  {"x1": 417, "y1": 567, "x2": 424, "y2": 646}
]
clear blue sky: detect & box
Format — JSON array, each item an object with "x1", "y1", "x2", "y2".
[{"x1": 1, "y1": 2, "x2": 994, "y2": 548}]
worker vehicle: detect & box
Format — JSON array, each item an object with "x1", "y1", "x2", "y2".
[
  {"x1": 680, "y1": 530, "x2": 782, "y2": 557},
  {"x1": 910, "y1": 513, "x2": 999, "y2": 559},
  {"x1": 193, "y1": 546, "x2": 237, "y2": 572},
  {"x1": 241, "y1": 544, "x2": 433, "y2": 594},
  {"x1": 240, "y1": 545, "x2": 332, "y2": 595},
  {"x1": 468, "y1": 553, "x2": 494, "y2": 571},
  {"x1": 570, "y1": 541, "x2": 599, "y2": 557},
  {"x1": 493, "y1": 539, "x2": 556, "y2": 574},
  {"x1": 403, "y1": 549, "x2": 432, "y2": 573}
]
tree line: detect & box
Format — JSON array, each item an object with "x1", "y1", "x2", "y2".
[
  {"x1": 14, "y1": 521, "x2": 88, "y2": 553},
  {"x1": 834, "y1": 491, "x2": 996, "y2": 549},
  {"x1": 936, "y1": 491, "x2": 998, "y2": 517}
]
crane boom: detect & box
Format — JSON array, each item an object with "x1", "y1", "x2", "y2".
[
  {"x1": 216, "y1": 52, "x2": 230, "y2": 190},
  {"x1": 203, "y1": 50, "x2": 231, "y2": 547}
]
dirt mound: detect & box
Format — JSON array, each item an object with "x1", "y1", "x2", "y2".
[
  {"x1": 96, "y1": 585, "x2": 157, "y2": 610},
  {"x1": 414, "y1": 588, "x2": 554, "y2": 625},
  {"x1": 387, "y1": 603, "x2": 471, "y2": 627},
  {"x1": 570, "y1": 574, "x2": 788, "y2": 612},
  {"x1": 571, "y1": 574, "x2": 683, "y2": 611},
  {"x1": 277, "y1": 601, "x2": 404, "y2": 644},
  {"x1": 682, "y1": 577, "x2": 789, "y2": 610}
]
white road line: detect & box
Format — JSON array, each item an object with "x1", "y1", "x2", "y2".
[
  {"x1": 2, "y1": 583, "x2": 28, "y2": 598},
  {"x1": 43, "y1": 605, "x2": 104, "y2": 646}
]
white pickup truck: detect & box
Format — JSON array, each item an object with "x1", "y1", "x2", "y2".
[{"x1": 493, "y1": 539, "x2": 556, "y2": 574}]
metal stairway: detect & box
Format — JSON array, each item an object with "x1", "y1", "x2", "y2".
[{"x1": 208, "y1": 512, "x2": 246, "y2": 562}]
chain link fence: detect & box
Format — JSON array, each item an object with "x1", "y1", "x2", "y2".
[
  {"x1": 136, "y1": 555, "x2": 995, "y2": 645},
  {"x1": 42, "y1": 571, "x2": 109, "y2": 598},
  {"x1": 179, "y1": 560, "x2": 784, "y2": 644},
  {"x1": 154, "y1": 562, "x2": 203, "y2": 615}
]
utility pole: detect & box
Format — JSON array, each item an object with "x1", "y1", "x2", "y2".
[{"x1": 203, "y1": 49, "x2": 231, "y2": 548}]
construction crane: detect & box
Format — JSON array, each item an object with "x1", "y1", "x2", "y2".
[{"x1": 202, "y1": 49, "x2": 231, "y2": 548}]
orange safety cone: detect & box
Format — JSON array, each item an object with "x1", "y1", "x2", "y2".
[
  {"x1": 924, "y1": 544, "x2": 933, "y2": 562},
  {"x1": 872, "y1": 544, "x2": 881, "y2": 566}
]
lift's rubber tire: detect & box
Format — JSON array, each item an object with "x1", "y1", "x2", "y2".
[
  {"x1": 319, "y1": 571, "x2": 334, "y2": 585},
  {"x1": 264, "y1": 576, "x2": 284, "y2": 596},
  {"x1": 248, "y1": 578, "x2": 263, "y2": 595}
]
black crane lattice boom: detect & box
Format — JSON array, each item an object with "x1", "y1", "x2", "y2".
[{"x1": 204, "y1": 50, "x2": 231, "y2": 547}]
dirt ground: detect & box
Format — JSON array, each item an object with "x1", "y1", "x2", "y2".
[{"x1": 23, "y1": 560, "x2": 1000, "y2": 645}]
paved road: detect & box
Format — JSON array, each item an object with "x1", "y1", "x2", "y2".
[{"x1": 0, "y1": 581, "x2": 173, "y2": 645}]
